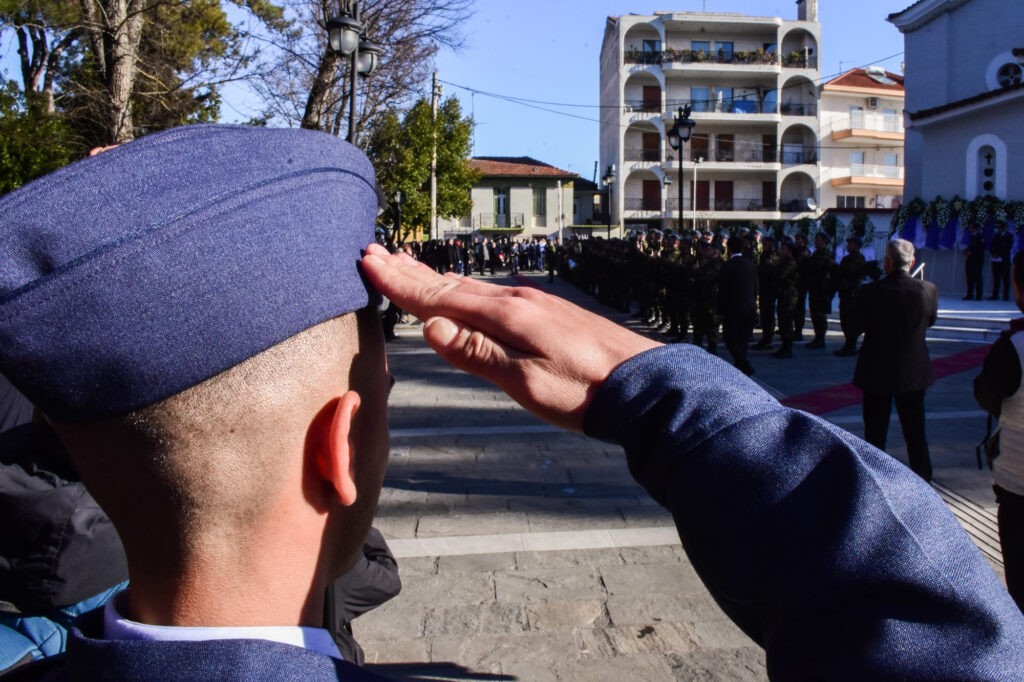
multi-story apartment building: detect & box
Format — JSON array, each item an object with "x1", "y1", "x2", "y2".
[
  {"x1": 599, "y1": 0, "x2": 822, "y2": 237},
  {"x1": 819, "y1": 67, "x2": 905, "y2": 211}
]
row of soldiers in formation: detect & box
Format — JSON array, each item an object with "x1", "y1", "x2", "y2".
[{"x1": 552, "y1": 228, "x2": 882, "y2": 359}]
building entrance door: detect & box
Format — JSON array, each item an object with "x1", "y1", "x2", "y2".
[
  {"x1": 714, "y1": 181, "x2": 733, "y2": 211},
  {"x1": 696, "y1": 180, "x2": 710, "y2": 211},
  {"x1": 642, "y1": 180, "x2": 660, "y2": 211},
  {"x1": 642, "y1": 86, "x2": 660, "y2": 112}
]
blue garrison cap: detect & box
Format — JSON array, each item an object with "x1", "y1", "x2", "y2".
[{"x1": 0, "y1": 124, "x2": 378, "y2": 422}]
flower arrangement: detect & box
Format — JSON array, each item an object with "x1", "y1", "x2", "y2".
[
  {"x1": 821, "y1": 213, "x2": 844, "y2": 240},
  {"x1": 933, "y1": 196, "x2": 951, "y2": 230},
  {"x1": 849, "y1": 212, "x2": 870, "y2": 239}
]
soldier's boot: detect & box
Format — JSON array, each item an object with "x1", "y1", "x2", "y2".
[
  {"x1": 805, "y1": 317, "x2": 827, "y2": 349},
  {"x1": 772, "y1": 341, "x2": 793, "y2": 359},
  {"x1": 752, "y1": 334, "x2": 774, "y2": 350},
  {"x1": 834, "y1": 335, "x2": 859, "y2": 356}
]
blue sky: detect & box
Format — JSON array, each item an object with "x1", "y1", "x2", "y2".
[
  {"x1": 432, "y1": 0, "x2": 908, "y2": 180},
  {"x1": 0, "y1": 0, "x2": 909, "y2": 176}
]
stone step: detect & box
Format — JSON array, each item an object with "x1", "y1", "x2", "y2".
[{"x1": 820, "y1": 316, "x2": 1005, "y2": 343}]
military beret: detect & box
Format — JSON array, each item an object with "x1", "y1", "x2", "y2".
[
  {"x1": 0, "y1": 124, "x2": 378, "y2": 422},
  {"x1": 701, "y1": 230, "x2": 713, "y2": 238},
  {"x1": 846, "y1": 235, "x2": 863, "y2": 247}
]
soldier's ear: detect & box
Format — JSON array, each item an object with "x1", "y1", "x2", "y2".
[{"x1": 315, "y1": 391, "x2": 361, "y2": 506}]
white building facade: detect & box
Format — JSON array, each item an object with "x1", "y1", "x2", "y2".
[
  {"x1": 599, "y1": 0, "x2": 822, "y2": 237},
  {"x1": 819, "y1": 67, "x2": 905, "y2": 212}
]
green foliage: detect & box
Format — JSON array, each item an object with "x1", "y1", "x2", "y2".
[
  {"x1": 0, "y1": 81, "x2": 79, "y2": 196},
  {"x1": 2, "y1": 0, "x2": 289, "y2": 147},
  {"x1": 367, "y1": 96, "x2": 478, "y2": 237}
]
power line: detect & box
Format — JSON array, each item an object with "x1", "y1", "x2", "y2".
[
  {"x1": 439, "y1": 50, "x2": 905, "y2": 113},
  {"x1": 437, "y1": 50, "x2": 908, "y2": 150}
]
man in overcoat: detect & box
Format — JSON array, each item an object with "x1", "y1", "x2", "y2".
[{"x1": 853, "y1": 238, "x2": 938, "y2": 482}]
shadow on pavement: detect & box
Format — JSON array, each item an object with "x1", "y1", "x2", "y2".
[{"x1": 366, "y1": 662, "x2": 515, "y2": 681}]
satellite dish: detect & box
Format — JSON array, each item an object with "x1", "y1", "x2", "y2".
[{"x1": 806, "y1": 197, "x2": 818, "y2": 211}]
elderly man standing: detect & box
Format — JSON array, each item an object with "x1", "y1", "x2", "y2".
[{"x1": 853, "y1": 239, "x2": 938, "y2": 482}]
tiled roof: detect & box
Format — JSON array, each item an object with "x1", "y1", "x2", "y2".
[
  {"x1": 824, "y1": 68, "x2": 905, "y2": 92},
  {"x1": 469, "y1": 157, "x2": 578, "y2": 179},
  {"x1": 888, "y1": 0, "x2": 930, "y2": 20},
  {"x1": 910, "y1": 81, "x2": 1024, "y2": 120}
]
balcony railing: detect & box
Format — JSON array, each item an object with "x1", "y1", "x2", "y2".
[
  {"x1": 662, "y1": 198, "x2": 792, "y2": 212},
  {"x1": 624, "y1": 99, "x2": 661, "y2": 113},
  {"x1": 625, "y1": 48, "x2": 782, "y2": 67},
  {"x1": 848, "y1": 111, "x2": 903, "y2": 134},
  {"x1": 782, "y1": 54, "x2": 818, "y2": 69},
  {"x1": 779, "y1": 199, "x2": 814, "y2": 212},
  {"x1": 624, "y1": 198, "x2": 662, "y2": 212},
  {"x1": 625, "y1": 147, "x2": 662, "y2": 162},
  {"x1": 666, "y1": 98, "x2": 775, "y2": 114},
  {"x1": 780, "y1": 147, "x2": 819, "y2": 164},
  {"x1": 780, "y1": 102, "x2": 817, "y2": 116},
  {"x1": 624, "y1": 50, "x2": 663, "y2": 65},
  {"x1": 474, "y1": 212, "x2": 525, "y2": 229},
  {"x1": 850, "y1": 164, "x2": 904, "y2": 179}
]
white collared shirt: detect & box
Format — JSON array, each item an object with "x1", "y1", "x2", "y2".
[{"x1": 102, "y1": 589, "x2": 344, "y2": 660}]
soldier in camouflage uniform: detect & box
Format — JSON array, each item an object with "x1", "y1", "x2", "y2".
[
  {"x1": 804, "y1": 232, "x2": 835, "y2": 349},
  {"x1": 772, "y1": 238, "x2": 800, "y2": 359},
  {"x1": 753, "y1": 236, "x2": 779, "y2": 349},
  {"x1": 834, "y1": 235, "x2": 868, "y2": 356},
  {"x1": 545, "y1": 237, "x2": 559, "y2": 282},
  {"x1": 793, "y1": 232, "x2": 811, "y2": 341},
  {"x1": 692, "y1": 240, "x2": 723, "y2": 355},
  {"x1": 643, "y1": 230, "x2": 664, "y2": 325},
  {"x1": 668, "y1": 233, "x2": 697, "y2": 342}
]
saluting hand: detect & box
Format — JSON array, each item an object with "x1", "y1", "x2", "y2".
[{"x1": 362, "y1": 243, "x2": 661, "y2": 431}]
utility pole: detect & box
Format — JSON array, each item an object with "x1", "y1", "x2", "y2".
[
  {"x1": 430, "y1": 71, "x2": 442, "y2": 238},
  {"x1": 557, "y1": 180, "x2": 564, "y2": 240}
]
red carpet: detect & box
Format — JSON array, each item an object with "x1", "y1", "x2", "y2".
[{"x1": 781, "y1": 345, "x2": 993, "y2": 415}]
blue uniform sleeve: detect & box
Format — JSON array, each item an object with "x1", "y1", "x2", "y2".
[{"x1": 582, "y1": 345, "x2": 1024, "y2": 680}]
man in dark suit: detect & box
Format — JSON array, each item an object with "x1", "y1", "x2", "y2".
[
  {"x1": 989, "y1": 223, "x2": 1014, "y2": 301},
  {"x1": 964, "y1": 223, "x2": 985, "y2": 300},
  {"x1": 718, "y1": 236, "x2": 758, "y2": 376},
  {"x1": 853, "y1": 238, "x2": 939, "y2": 482}
]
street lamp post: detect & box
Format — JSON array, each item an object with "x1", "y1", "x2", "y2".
[
  {"x1": 666, "y1": 105, "x2": 695, "y2": 232},
  {"x1": 327, "y1": 2, "x2": 382, "y2": 143},
  {"x1": 394, "y1": 190, "x2": 403, "y2": 244},
  {"x1": 601, "y1": 164, "x2": 616, "y2": 238},
  {"x1": 693, "y1": 156, "x2": 703, "y2": 231},
  {"x1": 663, "y1": 171, "x2": 672, "y2": 232}
]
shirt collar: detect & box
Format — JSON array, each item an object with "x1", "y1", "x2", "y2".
[{"x1": 102, "y1": 589, "x2": 344, "y2": 661}]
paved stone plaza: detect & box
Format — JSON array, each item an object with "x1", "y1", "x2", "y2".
[{"x1": 356, "y1": 270, "x2": 1014, "y2": 681}]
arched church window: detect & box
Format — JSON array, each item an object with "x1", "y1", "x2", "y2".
[{"x1": 978, "y1": 145, "x2": 997, "y2": 197}]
